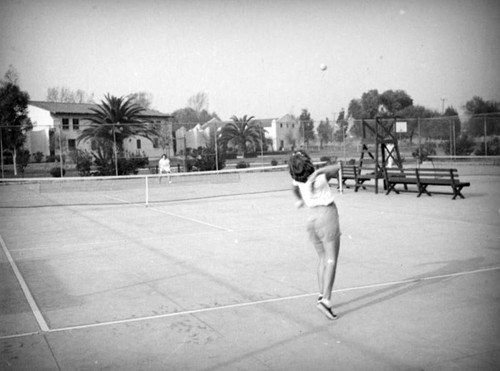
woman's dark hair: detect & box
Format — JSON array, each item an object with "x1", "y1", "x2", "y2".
[{"x1": 289, "y1": 150, "x2": 315, "y2": 183}]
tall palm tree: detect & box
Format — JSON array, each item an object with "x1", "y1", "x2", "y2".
[
  {"x1": 219, "y1": 115, "x2": 261, "y2": 154},
  {"x1": 77, "y1": 94, "x2": 157, "y2": 151}
]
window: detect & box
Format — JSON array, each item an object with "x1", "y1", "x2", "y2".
[
  {"x1": 62, "y1": 118, "x2": 69, "y2": 130},
  {"x1": 136, "y1": 139, "x2": 141, "y2": 149},
  {"x1": 68, "y1": 139, "x2": 76, "y2": 150},
  {"x1": 153, "y1": 138, "x2": 159, "y2": 148},
  {"x1": 73, "y1": 118, "x2": 79, "y2": 130},
  {"x1": 280, "y1": 123, "x2": 283, "y2": 128}
]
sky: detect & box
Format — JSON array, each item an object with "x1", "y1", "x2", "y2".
[{"x1": 1, "y1": 0, "x2": 500, "y2": 122}]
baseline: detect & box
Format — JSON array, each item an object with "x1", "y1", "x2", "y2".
[{"x1": 2, "y1": 265, "x2": 496, "y2": 339}]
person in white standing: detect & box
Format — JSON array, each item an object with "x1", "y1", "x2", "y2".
[{"x1": 158, "y1": 154, "x2": 171, "y2": 184}]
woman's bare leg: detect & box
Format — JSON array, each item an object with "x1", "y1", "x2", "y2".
[
  {"x1": 314, "y1": 243, "x2": 325, "y2": 297},
  {"x1": 321, "y1": 234, "x2": 340, "y2": 302}
]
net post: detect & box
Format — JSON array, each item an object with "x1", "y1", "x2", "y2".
[{"x1": 338, "y1": 161, "x2": 343, "y2": 194}]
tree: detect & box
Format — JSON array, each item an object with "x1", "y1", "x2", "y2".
[
  {"x1": 347, "y1": 90, "x2": 381, "y2": 138},
  {"x1": 218, "y1": 115, "x2": 261, "y2": 154},
  {"x1": 360, "y1": 89, "x2": 381, "y2": 119},
  {"x1": 444, "y1": 106, "x2": 458, "y2": 117},
  {"x1": 333, "y1": 110, "x2": 349, "y2": 143},
  {"x1": 151, "y1": 120, "x2": 173, "y2": 155},
  {"x1": 127, "y1": 91, "x2": 153, "y2": 109},
  {"x1": 397, "y1": 105, "x2": 442, "y2": 141},
  {"x1": 299, "y1": 109, "x2": 315, "y2": 147},
  {"x1": 187, "y1": 91, "x2": 208, "y2": 114},
  {"x1": 172, "y1": 107, "x2": 220, "y2": 125},
  {"x1": 0, "y1": 66, "x2": 33, "y2": 176},
  {"x1": 77, "y1": 94, "x2": 157, "y2": 175},
  {"x1": 317, "y1": 117, "x2": 333, "y2": 149},
  {"x1": 349, "y1": 89, "x2": 413, "y2": 120},
  {"x1": 465, "y1": 96, "x2": 500, "y2": 114},
  {"x1": 379, "y1": 90, "x2": 413, "y2": 115},
  {"x1": 46, "y1": 86, "x2": 94, "y2": 103},
  {"x1": 347, "y1": 99, "x2": 363, "y2": 119},
  {"x1": 464, "y1": 96, "x2": 500, "y2": 137}
]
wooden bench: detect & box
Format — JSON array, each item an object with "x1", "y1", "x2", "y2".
[
  {"x1": 339, "y1": 163, "x2": 357, "y2": 189},
  {"x1": 384, "y1": 168, "x2": 418, "y2": 195},
  {"x1": 340, "y1": 163, "x2": 381, "y2": 192},
  {"x1": 416, "y1": 168, "x2": 470, "y2": 199}
]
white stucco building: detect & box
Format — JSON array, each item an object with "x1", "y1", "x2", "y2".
[
  {"x1": 26, "y1": 101, "x2": 173, "y2": 161},
  {"x1": 25, "y1": 102, "x2": 303, "y2": 163}
]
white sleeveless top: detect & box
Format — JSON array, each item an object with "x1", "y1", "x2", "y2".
[{"x1": 293, "y1": 173, "x2": 334, "y2": 207}]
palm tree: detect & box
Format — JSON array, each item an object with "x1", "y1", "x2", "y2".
[
  {"x1": 77, "y1": 94, "x2": 158, "y2": 175},
  {"x1": 219, "y1": 115, "x2": 261, "y2": 154}
]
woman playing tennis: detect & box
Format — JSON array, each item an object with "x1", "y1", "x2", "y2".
[
  {"x1": 158, "y1": 154, "x2": 171, "y2": 184},
  {"x1": 289, "y1": 150, "x2": 341, "y2": 320}
]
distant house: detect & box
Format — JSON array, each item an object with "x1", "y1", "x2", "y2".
[
  {"x1": 26, "y1": 101, "x2": 173, "y2": 161},
  {"x1": 25, "y1": 101, "x2": 302, "y2": 163},
  {"x1": 173, "y1": 114, "x2": 300, "y2": 154},
  {"x1": 258, "y1": 114, "x2": 300, "y2": 151}
]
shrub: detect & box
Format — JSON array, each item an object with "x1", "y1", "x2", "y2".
[
  {"x1": 50, "y1": 167, "x2": 66, "y2": 177},
  {"x1": 236, "y1": 161, "x2": 250, "y2": 169},
  {"x1": 33, "y1": 151, "x2": 44, "y2": 163},
  {"x1": 185, "y1": 146, "x2": 226, "y2": 172},
  {"x1": 475, "y1": 137, "x2": 500, "y2": 156},
  {"x1": 2, "y1": 151, "x2": 13, "y2": 164},
  {"x1": 71, "y1": 150, "x2": 93, "y2": 176},
  {"x1": 412, "y1": 142, "x2": 436, "y2": 163},
  {"x1": 16, "y1": 150, "x2": 31, "y2": 176},
  {"x1": 271, "y1": 159, "x2": 278, "y2": 166},
  {"x1": 224, "y1": 153, "x2": 238, "y2": 160},
  {"x1": 441, "y1": 134, "x2": 476, "y2": 156}
]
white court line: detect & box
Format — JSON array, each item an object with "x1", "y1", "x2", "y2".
[
  {"x1": 102, "y1": 194, "x2": 233, "y2": 232},
  {"x1": 0, "y1": 331, "x2": 40, "y2": 340},
  {"x1": 0, "y1": 234, "x2": 50, "y2": 332},
  {"x1": 147, "y1": 206, "x2": 234, "y2": 232},
  {"x1": 18, "y1": 265, "x2": 498, "y2": 336}
]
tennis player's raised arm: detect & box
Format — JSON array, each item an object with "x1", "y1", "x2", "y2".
[{"x1": 314, "y1": 165, "x2": 340, "y2": 182}]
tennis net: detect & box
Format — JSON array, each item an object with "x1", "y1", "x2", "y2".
[{"x1": 0, "y1": 165, "x2": 290, "y2": 208}]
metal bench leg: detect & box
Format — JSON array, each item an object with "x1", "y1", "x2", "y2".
[
  {"x1": 418, "y1": 185, "x2": 431, "y2": 197},
  {"x1": 452, "y1": 186, "x2": 465, "y2": 200},
  {"x1": 385, "y1": 184, "x2": 398, "y2": 195}
]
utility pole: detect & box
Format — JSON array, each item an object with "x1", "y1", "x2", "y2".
[{"x1": 440, "y1": 98, "x2": 447, "y2": 114}]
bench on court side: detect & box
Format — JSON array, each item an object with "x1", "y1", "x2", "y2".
[
  {"x1": 384, "y1": 168, "x2": 418, "y2": 195},
  {"x1": 415, "y1": 168, "x2": 470, "y2": 200},
  {"x1": 340, "y1": 162, "x2": 380, "y2": 192},
  {"x1": 339, "y1": 163, "x2": 357, "y2": 189}
]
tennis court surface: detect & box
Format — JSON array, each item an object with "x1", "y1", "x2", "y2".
[{"x1": 1, "y1": 165, "x2": 499, "y2": 370}]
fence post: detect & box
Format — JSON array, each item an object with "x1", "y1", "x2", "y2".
[
  {"x1": 484, "y1": 115, "x2": 488, "y2": 156},
  {"x1": 145, "y1": 175, "x2": 149, "y2": 206},
  {"x1": 417, "y1": 118, "x2": 421, "y2": 168}
]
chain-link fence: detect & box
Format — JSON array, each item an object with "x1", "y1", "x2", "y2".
[{"x1": 337, "y1": 114, "x2": 500, "y2": 163}]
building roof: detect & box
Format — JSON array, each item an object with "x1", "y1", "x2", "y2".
[
  {"x1": 277, "y1": 114, "x2": 297, "y2": 123},
  {"x1": 29, "y1": 101, "x2": 172, "y2": 118}
]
